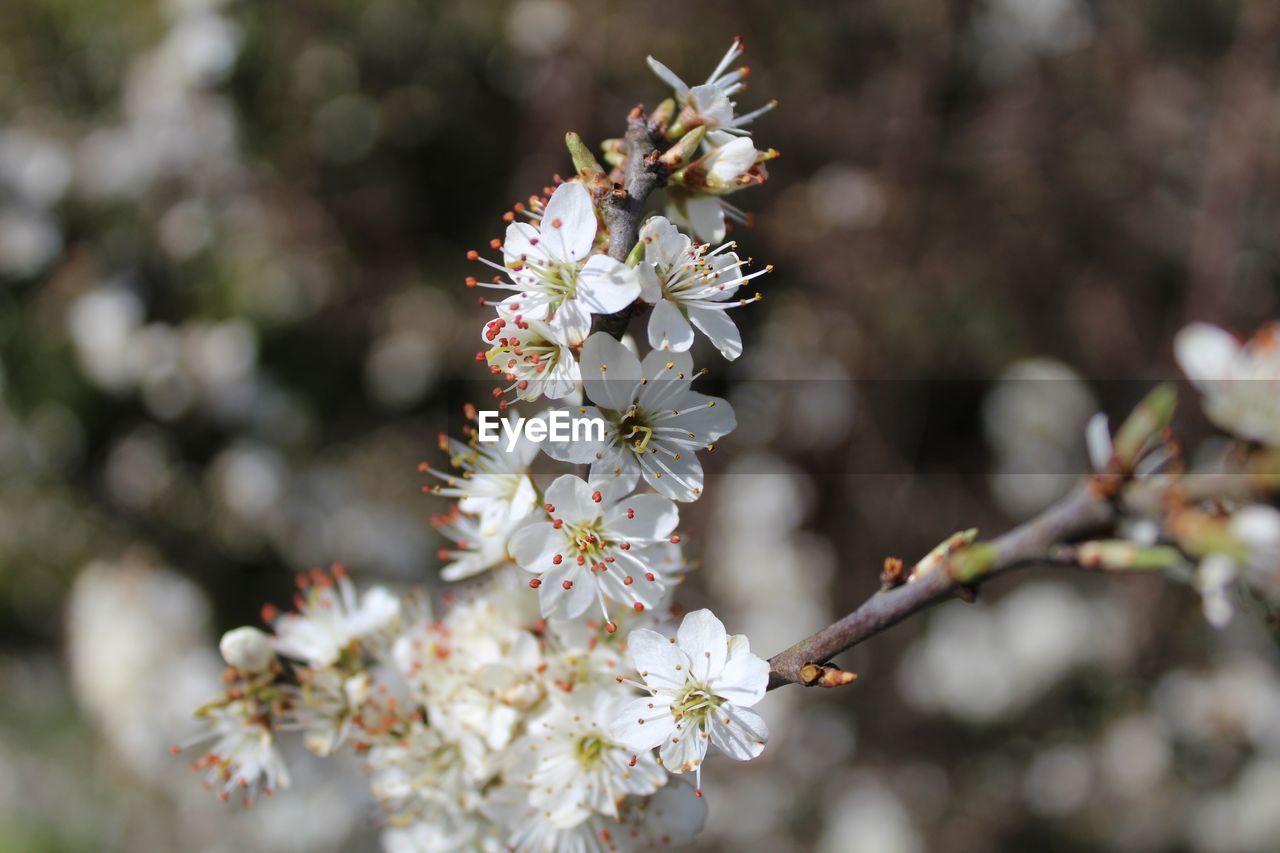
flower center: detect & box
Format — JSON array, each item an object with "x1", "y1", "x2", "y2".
[
  {"x1": 673, "y1": 685, "x2": 720, "y2": 724},
  {"x1": 575, "y1": 735, "x2": 605, "y2": 767},
  {"x1": 617, "y1": 408, "x2": 655, "y2": 453}
]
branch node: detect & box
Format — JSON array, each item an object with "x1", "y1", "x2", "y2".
[{"x1": 799, "y1": 663, "x2": 858, "y2": 688}]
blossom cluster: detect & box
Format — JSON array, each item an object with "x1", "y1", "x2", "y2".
[{"x1": 181, "y1": 41, "x2": 776, "y2": 851}]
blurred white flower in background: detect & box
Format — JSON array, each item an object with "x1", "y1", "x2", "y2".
[
  {"x1": 984, "y1": 358, "x2": 1098, "y2": 518},
  {"x1": 898, "y1": 581, "x2": 1132, "y2": 724},
  {"x1": 63, "y1": 557, "x2": 367, "y2": 851}
]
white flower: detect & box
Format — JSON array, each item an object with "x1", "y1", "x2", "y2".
[
  {"x1": 667, "y1": 137, "x2": 766, "y2": 243},
  {"x1": 219, "y1": 625, "x2": 275, "y2": 674},
  {"x1": 472, "y1": 181, "x2": 640, "y2": 346},
  {"x1": 1193, "y1": 505, "x2": 1280, "y2": 627},
  {"x1": 432, "y1": 506, "x2": 521, "y2": 583},
  {"x1": 509, "y1": 474, "x2": 682, "y2": 621},
  {"x1": 1176, "y1": 322, "x2": 1280, "y2": 447},
  {"x1": 544, "y1": 333, "x2": 736, "y2": 502},
  {"x1": 1196, "y1": 553, "x2": 1239, "y2": 628},
  {"x1": 611, "y1": 609, "x2": 770, "y2": 794},
  {"x1": 269, "y1": 566, "x2": 400, "y2": 667},
  {"x1": 481, "y1": 311, "x2": 581, "y2": 402},
  {"x1": 182, "y1": 701, "x2": 290, "y2": 805},
  {"x1": 289, "y1": 667, "x2": 373, "y2": 756},
  {"x1": 637, "y1": 215, "x2": 767, "y2": 359},
  {"x1": 513, "y1": 691, "x2": 666, "y2": 827},
  {"x1": 647, "y1": 38, "x2": 776, "y2": 147},
  {"x1": 426, "y1": 426, "x2": 541, "y2": 530}
]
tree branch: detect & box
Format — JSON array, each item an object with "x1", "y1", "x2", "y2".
[
  {"x1": 766, "y1": 484, "x2": 1117, "y2": 689},
  {"x1": 592, "y1": 107, "x2": 668, "y2": 338}
]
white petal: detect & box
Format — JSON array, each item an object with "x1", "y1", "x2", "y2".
[
  {"x1": 1175, "y1": 323, "x2": 1240, "y2": 385},
  {"x1": 646, "y1": 56, "x2": 690, "y2": 100},
  {"x1": 627, "y1": 628, "x2": 691, "y2": 693},
  {"x1": 705, "y1": 137, "x2": 758, "y2": 184},
  {"x1": 545, "y1": 296, "x2": 592, "y2": 347},
  {"x1": 685, "y1": 195, "x2": 726, "y2": 243},
  {"x1": 639, "y1": 215, "x2": 689, "y2": 268},
  {"x1": 610, "y1": 695, "x2": 674, "y2": 752},
  {"x1": 666, "y1": 391, "x2": 735, "y2": 441},
  {"x1": 648, "y1": 299, "x2": 696, "y2": 352},
  {"x1": 538, "y1": 562, "x2": 594, "y2": 618},
  {"x1": 707, "y1": 704, "x2": 768, "y2": 760},
  {"x1": 640, "y1": 447, "x2": 704, "y2": 503},
  {"x1": 538, "y1": 406, "x2": 606, "y2": 463},
  {"x1": 539, "y1": 181, "x2": 597, "y2": 262},
  {"x1": 576, "y1": 255, "x2": 641, "y2": 314},
  {"x1": 676, "y1": 609, "x2": 727, "y2": 682},
  {"x1": 687, "y1": 304, "x2": 743, "y2": 360},
  {"x1": 543, "y1": 474, "x2": 597, "y2": 524},
  {"x1": 588, "y1": 448, "x2": 641, "y2": 497},
  {"x1": 1085, "y1": 412, "x2": 1112, "y2": 472},
  {"x1": 507, "y1": 522, "x2": 559, "y2": 572},
  {"x1": 605, "y1": 493, "x2": 679, "y2": 541},
  {"x1": 687, "y1": 84, "x2": 734, "y2": 128},
  {"x1": 581, "y1": 332, "x2": 642, "y2": 412},
  {"x1": 711, "y1": 634, "x2": 769, "y2": 706},
  {"x1": 658, "y1": 719, "x2": 710, "y2": 774},
  {"x1": 502, "y1": 221, "x2": 549, "y2": 267},
  {"x1": 639, "y1": 346, "x2": 694, "y2": 385},
  {"x1": 638, "y1": 261, "x2": 663, "y2": 304}
]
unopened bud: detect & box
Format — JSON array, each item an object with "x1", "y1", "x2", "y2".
[
  {"x1": 659, "y1": 126, "x2": 706, "y2": 168},
  {"x1": 219, "y1": 626, "x2": 275, "y2": 674}
]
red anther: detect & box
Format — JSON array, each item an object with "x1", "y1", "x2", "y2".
[
  {"x1": 633, "y1": 602, "x2": 645, "y2": 612},
  {"x1": 489, "y1": 238, "x2": 501, "y2": 249},
  {"x1": 550, "y1": 218, "x2": 563, "y2": 228},
  {"x1": 502, "y1": 211, "x2": 514, "y2": 222},
  {"x1": 477, "y1": 352, "x2": 488, "y2": 361},
  {"x1": 331, "y1": 563, "x2": 347, "y2": 578},
  {"x1": 620, "y1": 542, "x2": 631, "y2": 550},
  {"x1": 295, "y1": 573, "x2": 309, "y2": 590},
  {"x1": 669, "y1": 535, "x2": 681, "y2": 544},
  {"x1": 577, "y1": 555, "x2": 586, "y2": 565},
  {"x1": 605, "y1": 621, "x2": 618, "y2": 634},
  {"x1": 623, "y1": 576, "x2": 634, "y2": 585},
  {"x1": 436, "y1": 548, "x2": 452, "y2": 561},
  {"x1": 591, "y1": 490, "x2": 603, "y2": 503},
  {"x1": 629, "y1": 754, "x2": 638, "y2": 767},
  {"x1": 260, "y1": 603, "x2": 278, "y2": 623},
  {"x1": 644, "y1": 572, "x2": 655, "y2": 581},
  {"x1": 695, "y1": 788, "x2": 703, "y2": 798},
  {"x1": 417, "y1": 461, "x2": 430, "y2": 472},
  {"x1": 544, "y1": 503, "x2": 555, "y2": 512},
  {"x1": 464, "y1": 276, "x2": 478, "y2": 288},
  {"x1": 553, "y1": 519, "x2": 564, "y2": 529},
  {"x1": 529, "y1": 578, "x2": 542, "y2": 588},
  {"x1": 532, "y1": 619, "x2": 546, "y2": 634},
  {"x1": 562, "y1": 580, "x2": 574, "y2": 590},
  {"x1": 626, "y1": 507, "x2": 635, "y2": 519},
  {"x1": 492, "y1": 387, "x2": 503, "y2": 398},
  {"x1": 552, "y1": 554, "x2": 563, "y2": 565},
  {"x1": 518, "y1": 380, "x2": 529, "y2": 390},
  {"x1": 466, "y1": 250, "x2": 479, "y2": 261}
]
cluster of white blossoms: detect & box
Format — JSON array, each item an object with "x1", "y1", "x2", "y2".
[
  {"x1": 1173, "y1": 322, "x2": 1280, "y2": 627},
  {"x1": 181, "y1": 42, "x2": 777, "y2": 852}
]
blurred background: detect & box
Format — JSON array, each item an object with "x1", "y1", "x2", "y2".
[{"x1": 3, "y1": 0, "x2": 1280, "y2": 850}]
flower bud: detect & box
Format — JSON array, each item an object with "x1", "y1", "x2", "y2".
[{"x1": 219, "y1": 626, "x2": 275, "y2": 674}]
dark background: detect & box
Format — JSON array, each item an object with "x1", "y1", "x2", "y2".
[{"x1": 2, "y1": 0, "x2": 1279, "y2": 850}]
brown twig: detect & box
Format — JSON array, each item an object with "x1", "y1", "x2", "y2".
[
  {"x1": 592, "y1": 107, "x2": 669, "y2": 338},
  {"x1": 766, "y1": 485, "x2": 1116, "y2": 689}
]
